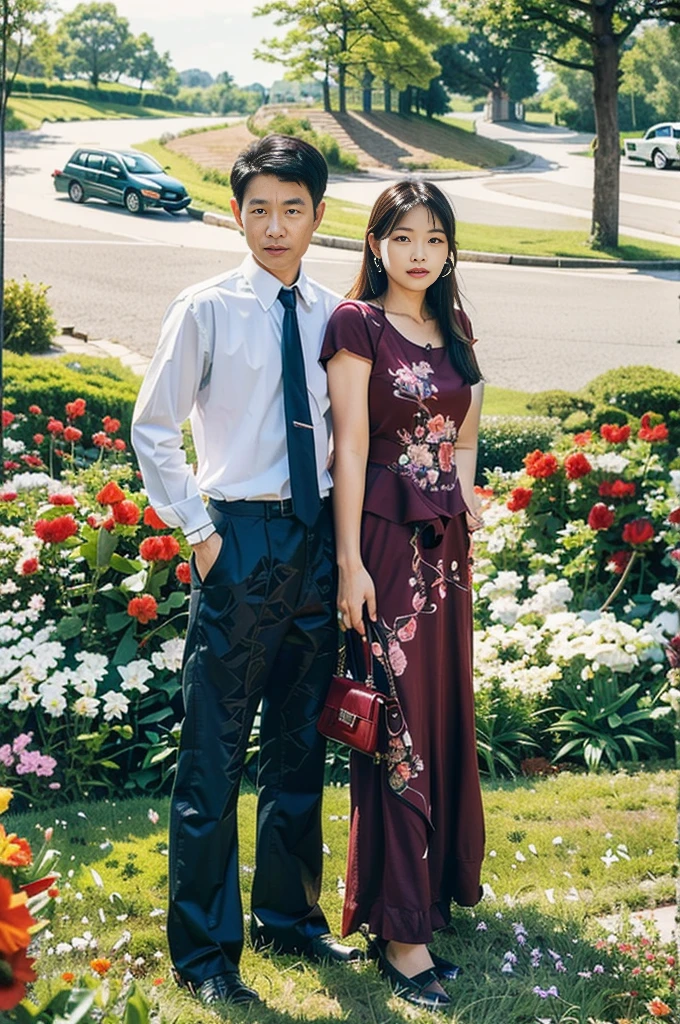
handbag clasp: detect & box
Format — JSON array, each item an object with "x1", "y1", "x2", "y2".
[{"x1": 338, "y1": 708, "x2": 357, "y2": 727}]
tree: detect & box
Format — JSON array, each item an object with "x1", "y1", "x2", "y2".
[
  {"x1": 1, "y1": 0, "x2": 49, "y2": 479},
  {"x1": 620, "y1": 23, "x2": 680, "y2": 126},
  {"x1": 154, "y1": 53, "x2": 180, "y2": 96},
  {"x1": 55, "y1": 1, "x2": 131, "y2": 87},
  {"x1": 129, "y1": 32, "x2": 162, "y2": 92},
  {"x1": 436, "y1": 33, "x2": 538, "y2": 110},
  {"x1": 179, "y1": 68, "x2": 214, "y2": 88},
  {"x1": 254, "y1": 0, "x2": 442, "y2": 114},
  {"x1": 448, "y1": 0, "x2": 680, "y2": 248}
]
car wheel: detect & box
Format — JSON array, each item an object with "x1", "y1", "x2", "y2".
[
  {"x1": 124, "y1": 189, "x2": 144, "y2": 214},
  {"x1": 68, "y1": 180, "x2": 85, "y2": 204},
  {"x1": 652, "y1": 149, "x2": 669, "y2": 170}
]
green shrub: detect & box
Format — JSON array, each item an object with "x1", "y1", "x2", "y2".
[
  {"x1": 11, "y1": 75, "x2": 178, "y2": 111},
  {"x1": 3, "y1": 278, "x2": 57, "y2": 354},
  {"x1": 526, "y1": 389, "x2": 594, "y2": 421},
  {"x1": 583, "y1": 366, "x2": 680, "y2": 443},
  {"x1": 4, "y1": 352, "x2": 140, "y2": 443},
  {"x1": 562, "y1": 410, "x2": 590, "y2": 432},
  {"x1": 590, "y1": 404, "x2": 631, "y2": 429},
  {"x1": 477, "y1": 415, "x2": 561, "y2": 483},
  {"x1": 249, "y1": 113, "x2": 359, "y2": 172}
]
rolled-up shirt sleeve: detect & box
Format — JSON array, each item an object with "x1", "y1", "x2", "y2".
[{"x1": 131, "y1": 296, "x2": 213, "y2": 538}]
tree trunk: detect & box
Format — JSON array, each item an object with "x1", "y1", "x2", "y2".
[
  {"x1": 398, "y1": 86, "x2": 411, "y2": 114},
  {"x1": 384, "y1": 80, "x2": 392, "y2": 112},
  {"x1": 323, "y1": 75, "x2": 331, "y2": 113},
  {"x1": 362, "y1": 69, "x2": 373, "y2": 113},
  {"x1": 590, "y1": 9, "x2": 620, "y2": 249},
  {"x1": 338, "y1": 63, "x2": 346, "y2": 114}
]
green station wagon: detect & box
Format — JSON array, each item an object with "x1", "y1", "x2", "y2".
[{"x1": 52, "y1": 148, "x2": 191, "y2": 214}]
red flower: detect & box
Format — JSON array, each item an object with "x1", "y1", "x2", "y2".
[
  {"x1": 0, "y1": 876, "x2": 34, "y2": 954},
  {"x1": 564, "y1": 452, "x2": 592, "y2": 480},
  {"x1": 3, "y1": 462, "x2": 19, "y2": 472},
  {"x1": 610, "y1": 480, "x2": 635, "y2": 499},
  {"x1": 474, "y1": 485, "x2": 494, "y2": 498},
  {"x1": 65, "y1": 398, "x2": 86, "y2": 419},
  {"x1": 638, "y1": 413, "x2": 669, "y2": 443},
  {"x1": 28, "y1": 405, "x2": 41, "y2": 415},
  {"x1": 588, "y1": 503, "x2": 615, "y2": 531},
  {"x1": 33, "y1": 433, "x2": 44, "y2": 445},
  {"x1": 600, "y1": 423, "x2": 631, "y2": 444},
  {"x1": 523, "y1": 450, "x2": 559, "y2": 479},
  {"x1": 668, "y1": 508, "x2": 680, "y2": 525},
  {"x1": 573, "y1": 430, "x2": 592, "y2": 446},
  {"x1": 112, "y1": 438, "x2": 126, "y2": 452},
  {"x1": 34, "y1": 515, "x2": 78, "y2": 544},
  {"x1": 111, "y1": 500, "x2": 140, "y2": 526},
  {"x1": 20, "y1": 558, "x2": 39, "y2": 576},
  {"x1": 86, "y1": 514, "x2": 101, "y2": 529},
  {"x1": 92, "y1": 431, "x2": 113, "y2": 449},
  {"x1": 20, "y1": 455, "x2": 43, "y2": 468},
  {"x1": 46, "y1": 419, "x2": 63, "y2": 435},
  {"x1": 2, "y1": 410, "x2": 15, "y2": 428},
  {"x1": 102, "y1": 416, "x2": 121, "y2": 434},
  {"x1": 47, "y1": 886, "x2": 59, "y2": 899},
  {"x1": 140, "y1": 536, "x2": 181, "y2": 562},
  {"x1": 622, "y1": 518, "x2": 654, "y2": 546},
  {"x1": 143, "y1": 506, "x2": 168, "y2": 530},
  {"x1": 0, "y1": 830, "x2": 32, "y2": 868},
  {"x1": 647, "y1": 998, "x2": 672, "y2": 1018},
  {"x1": 48, "y1": 494, "x2": 76, "y2": 506},
  {"x1": 96, "y1": 481, "x2": 125, "y2": 506},
  {"x1": 671, "y1": 550, "x2": 680, "y2": 564},
  {"x1": 507, "y1": 487, "x2": 533, "y2": 512},
  {"x1": 63, "y1": 426, "x2": 82, "y2": 443},
  {"x1": 102, "y1": 516, "x2": 115, "y2": 532},
  {"x1": 175, "y1": 562, "x2": 192, "y2": 584},
  {"x1": 0, "y1": 492, "x2": 17, "y2": 502},
  {"x1": 0, "y1": 946, "x2": 37, "y2": 1010},
  {"x1": 127, "y1": 594, "x2": 158, "y2": 624}
]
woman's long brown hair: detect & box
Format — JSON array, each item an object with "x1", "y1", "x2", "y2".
[{"x1": 347, "y1": 181, "x2": 483, "y2": 385}]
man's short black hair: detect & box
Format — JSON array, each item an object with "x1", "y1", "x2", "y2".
[{"x1": 230, "y1": 133, "x2": 328, "y2": 211}]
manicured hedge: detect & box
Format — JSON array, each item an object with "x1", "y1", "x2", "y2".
[
  {"x1": 4, "y1": 352, "x2": 140, "y2": 443},
  {"x1": 582, "y1": 365, "x2": 680, "y2": 443},
  {"x1": 11, "y1": 76, "x2": 179, "y2": 111},
  {"x1": 477, "y1": 415, "x2": 561, "y2": 483}
]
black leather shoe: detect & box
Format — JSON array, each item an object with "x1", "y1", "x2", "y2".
[
  {"x1": 302, "y1": 933, "x2": 364, "y2": 964},
  {"x1": 174, "y1": 970, "x2": 261, "y2": 1006},
  {"x1": 430, "y1": 950, "x2": 462, "y2": 981},
  {"x1": 369, "y1": 937, "x2": 451, "y2": 1011}
]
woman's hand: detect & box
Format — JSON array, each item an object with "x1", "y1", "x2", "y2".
[
  {"x1": 465, "y1": 509, "x2": 484, "y2": 533},
  {"x1": 337, "y1": 563, "x2": 377, "y2": 635}
]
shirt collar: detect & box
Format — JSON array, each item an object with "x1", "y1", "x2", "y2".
[{"x1": 241, "y1": 252, "x2": 318, "y2": 312}]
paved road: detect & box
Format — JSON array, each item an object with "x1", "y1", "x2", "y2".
[
  {"x1": 4, "y1": 116, "x2": 680, "y2": 391},
  {"x1": 7, "y1": 208, "x2": 679, "y2": 392}
]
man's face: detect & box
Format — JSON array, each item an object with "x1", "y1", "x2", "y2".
[{"x1": 231, "y1": 174, "x2": 325, "y2": 285}]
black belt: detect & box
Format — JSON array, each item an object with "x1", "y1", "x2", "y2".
[{"x1": 209, "y1": 497, "x2": 329, "y2": 520}]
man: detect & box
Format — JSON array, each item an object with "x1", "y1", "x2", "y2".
[{"x1": 132, "y1": 134, "x2": 360, "y2": 1008}]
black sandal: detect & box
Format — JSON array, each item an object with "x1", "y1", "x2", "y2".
[
  {"x1": 430, "y1": 950, "x2": 462, "y2": 981},
  {"x1": 368, "y1": 937, "x2": 451, "y2": 1011}
]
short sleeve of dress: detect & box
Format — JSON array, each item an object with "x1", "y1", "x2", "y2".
[
  {"x1": 320, "y1": 300, "x2": 383, "y2": 368},
  {"x1": 454, "y1": 307, "x2": 477, "y2": 345}
]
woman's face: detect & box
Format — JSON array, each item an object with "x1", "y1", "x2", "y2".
[{"x1": 370, "y1": 203, "x2": 450, "y2": 293}]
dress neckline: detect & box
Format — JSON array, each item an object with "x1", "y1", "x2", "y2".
[{"x1": 363, "y1": 302, "x2": 447, "y2": 356}]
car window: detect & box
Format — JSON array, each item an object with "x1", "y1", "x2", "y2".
[
  {"x1": 70, "y1": 152, "x2": 88, "y2": 166},
  {"x1": 87, "y1": 153, "x2": 104, "y2": 171},
  {"x1": 103, "y1": 156, "x2": 123, "y2": 175},
  {"x1": 121, "y1": 153, "x2": 163, "y2": 174},
  {"x1": 655, "y1": 125, "x2": 671, "y2": 137},
  {"x1": 673, "y1": 129, "x2": 680, "y2": 139}
]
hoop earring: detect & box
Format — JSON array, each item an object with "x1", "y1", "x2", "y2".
[
  {"x1": 440, "y1": 260, "x2": 452, "y2": 279},
  {"x1": 373, "y1": 255, "x2": 383, "y2": 273}
]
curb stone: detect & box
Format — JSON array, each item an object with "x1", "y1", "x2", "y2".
[{"x1": 189, "y1": 209, "x2": 680, "y2": 270}]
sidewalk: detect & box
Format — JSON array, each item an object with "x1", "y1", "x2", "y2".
[{"x1": 53, "y1": 333, "x2": 150, "y2": 376}]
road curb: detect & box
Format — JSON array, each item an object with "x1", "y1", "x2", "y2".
[{"x1": 188, "y1": 208, "x2": 680, "y2": 270}]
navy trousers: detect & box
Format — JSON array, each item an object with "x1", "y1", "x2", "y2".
[{"x1": 167, "y1": 498, "x2": 337, "y2": 984}]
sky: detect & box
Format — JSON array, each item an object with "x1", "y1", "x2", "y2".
[{"x1": 55, "y1": 0, "x2": 287, "y2": 86}]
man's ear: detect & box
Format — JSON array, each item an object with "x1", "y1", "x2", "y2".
[
  {"x1": 312, "y1": 199, "x2": 326, "y2": 232},
  {"x1": 230, "y1": 197, "x2": 244, "y2": 228}
]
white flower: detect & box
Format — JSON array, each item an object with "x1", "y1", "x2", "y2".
[
  {"x1": 101, "y1": 690, "x2": 130, "y2": 721},
  {"x1": 118, "y1": 660, "x2": 154, "y2": 693},
  {"x1": 73, "y1": 696, "x2": 100, "y2": 718},
  {"x1": 3, "y1": 437, "x2": 25, "y2": 455},
  {"x1": 488, "y1": 596, "x2": 523, "y2": 627},
  {"x1": 651, "y1": 583, "x2": 680, "y2": 608},
  {"x1": 72, "y1": 678, "x2": 97, "y2": 698},
  {"x1": 74, "y1": 651, "x2": 109, "y2": 680},
  {"x1": 28, "y1": 594, "x2": 45, "y2": 612},
  {"x1": 39, "y1": 685, "x2": 67, "y2": 717},
  {"x1": 590, "y1": 452, "x2": 630, "y2": 474},
  {"x1": 600, "y1": 848, "x2": 619, "y2": 868},
  {"x1": 151, "y1": 637, "x2": 185, "y2": 673},
  {"x1": 525, "y1": 579, "x2": 574, "y2": 616},
  {"x1": 8, "y1": 472, "x2": 54, "y2": 492}
]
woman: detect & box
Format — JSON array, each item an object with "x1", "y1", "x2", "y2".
[{"x1": 320, "y1": 181, "x2": 486, "y2": 1010}]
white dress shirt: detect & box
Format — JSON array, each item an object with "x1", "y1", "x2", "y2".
[{"x1": 131, "y1": 253, "x2": 341, "y2": 540}]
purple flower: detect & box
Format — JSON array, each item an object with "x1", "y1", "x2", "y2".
[
  {"x1": 533, "y1": 985, "x2": 559, "y2": 998},
  {"x1": 0, "y1": 743, "x2": 14, "y2": 767},
  {"x1": 593, "y1": 964, "x2": 604, "y2": 974},
  {"x1": 12, "y1": 732, "x2": 34, "y2": 753},
  {"x1": 530, "y1": 948, "x2": 543, "y2": 968}
]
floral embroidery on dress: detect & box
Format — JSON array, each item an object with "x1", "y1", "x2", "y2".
[
  {"x1": 386, "y1": 733, "x2": 424, "y2": 795},
  {"x1": 389, "y1": 359, "x2": 458, "y2": 493}
]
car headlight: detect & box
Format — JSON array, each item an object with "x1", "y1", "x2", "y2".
[{"x1": 141, "y1": 189, "x2": 160, "y2": 199}]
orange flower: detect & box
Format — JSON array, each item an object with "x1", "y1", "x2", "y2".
[
  {"x1": 0, "y1": 876, "x2": 34, "y2": 955},
  {"x1": 90, "y1": 957, "x2": 112, "y2": 976},
  {"x1": 143, "y1": 506, "x2": 168, "y2": 530},
  {"x1": 102, "y1": 416, "x2": 121, "y2": 434},
  {"x1": 65, "y1": 398, "x2": 86, "y2": 419},
  {"x1": 523, "y1": 449, "x2": 559, "y2": 479},
  {"x1": 61, "y1": 971, "x2": 75, "y2": 983},
  {"x1": 0, "y1": 826, "x2": 32, "y2": 868},
  {"x1": 127, "y1": 595, "x2": 159, "y2": 625},
  {"x1": 96, "y1": 481, "x2": 125, "y2": 506},
  {"x1": 112, "y1": 500, "x2": 140, "y2": 526},
  {"x1": 0, "y1": 947, "x2": 37, "y2": 1010},
  {"x1": 175, "y1": 562, "x2": 191, "y2": 585},
  {"x1": 647, "y1": 998, "x2": 672, "y2": 1017}
]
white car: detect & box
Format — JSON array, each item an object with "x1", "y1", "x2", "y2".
[{"x1": 624, "y1": 122, "x2": 680, "y2": 169}]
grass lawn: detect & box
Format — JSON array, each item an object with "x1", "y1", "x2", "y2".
[
  {"x1": 6, "y1": 768, "x2": 676, "y2": 1023},
  {"x1": 483, "y1": 386, "x2": 533, "y2": 416},
  {"x1": 525, "y1": 112, "x2": 556, "y2": 126},
  {"x1": 7, "y1": 93, "x2": 179, "y2": 131},
  {"x1": 137, "y1": 137, "x2": 680, "y2": 261}
]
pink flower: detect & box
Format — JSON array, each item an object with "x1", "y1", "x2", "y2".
[
  {"x1": 397, "y1": 618, "x2": 418, "y2": 643},
  {"x1": 438, "y1": 441, "x2": 454, "y2": 473},
  {"x1": 412, "y1": 592, "x2": 426, "y2": 613},
  {"x1": 12, "y1": 734, "x2": 33, "y2": 754},
  {"x1": 388, "y1": 641, "x2": 407, "y2": 676},
  {"x1": 148, "y1": 809, "x2": 160, "y2": 825},
  {"x1": 0, "y1": 744, "x2": 14, "y2": 767}
]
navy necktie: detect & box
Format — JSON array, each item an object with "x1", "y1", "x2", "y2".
[{"x1": 278, "y1": 287, "x2": 321, "y2": 526}]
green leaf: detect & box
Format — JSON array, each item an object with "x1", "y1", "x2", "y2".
[
  {"x1": 110, "y1": 553, "x2": 143, "y2": 575},
  {"x1": 106, "y1": 611, "x2": 130, "y2": 633},
  {"x1": 149, "y1": 747, "x2": 175, "y2": 764},
  {"x1": 155, "y1": 591, "x2": 187, "y2": 614},
  {"x1": 122, "y1": 981, "x2": 150, "y2": 1024},
  {"x1": 98, "y1": 760, "x2": 120, "y2": 770},
  {"x1": 138, "y1": 707, "x2": 173, "y2": 725},
  {"x1": 113, "y1": 624, "x2": 138, "y2": 666},
  {"x1": 96, "y1": 527, "x2": 119, "y2": 569},
  {"x1": 54, "y1": 616, "x2": 84, "y2": 640}
]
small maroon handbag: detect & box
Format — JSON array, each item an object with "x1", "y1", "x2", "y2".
[{"x1": 317, "y1": 626, "x2": 402, "y2": 758}]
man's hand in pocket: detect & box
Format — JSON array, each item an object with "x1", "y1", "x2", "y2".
[{"x1": 193, "y1": 531, "x2": 222, "y2": 583}]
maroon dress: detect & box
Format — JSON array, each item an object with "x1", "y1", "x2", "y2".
[{"x1": 321, "y1": 300, "x2": 485, "y2": 944}]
